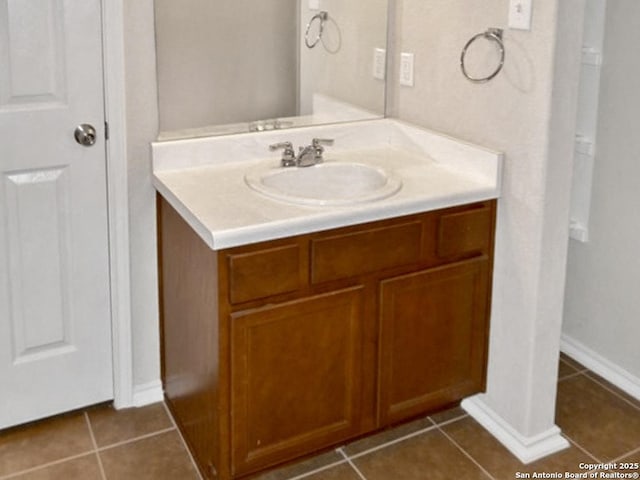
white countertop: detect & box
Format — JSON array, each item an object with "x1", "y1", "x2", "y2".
[{"x1": 152, "y1": 119, "x2": 503, "y2": 250}]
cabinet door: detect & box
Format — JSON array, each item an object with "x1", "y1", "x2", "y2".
[
  {"x1": 230, "y1": 287, "x2": 365, "y2": 476},
  {"x1": 379, "y1": 257, "x2": 490, "y2": 425}
]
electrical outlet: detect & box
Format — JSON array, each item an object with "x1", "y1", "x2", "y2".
[
  {"x1": 373, "y1": 48, "x2": 386, "y2": 80},
  {"x1": 508, "y1": 0, "x2": 533, "y2": 30},
  {"x1": 400, "y1": 52, "x2": 414, "y2": 87}
]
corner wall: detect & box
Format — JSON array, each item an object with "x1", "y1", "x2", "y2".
[
  {"x1": 122, "y1": 0, "x2": 161, "y2": 397},
  {"x1": 563, "y1": 0, "x2": 640, "y2": 389},
  {"x1": 390, "y1": 0, "x2": 584, "y2": 458}
]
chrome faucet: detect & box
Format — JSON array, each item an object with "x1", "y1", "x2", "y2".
[
  {"x1": 269, "y1": 141, "x2": 297, "y2": 167},
  {"x1": 269, "y1": 138, "x2": 334, "y2": 167}
]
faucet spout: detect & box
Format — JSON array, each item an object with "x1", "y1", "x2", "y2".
[{"x1": 296, "y1": 145, "x2": 318, "y2": 167}]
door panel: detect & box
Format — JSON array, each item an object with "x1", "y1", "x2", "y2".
[
  {"x1": 0, "y1": 0, "x2": 112, "y2": 428},
  {"x1": 378, "y1": 258, "x2": 490, "y2": 425},
  {"x1": 5, "y1": 168, "x2": 75, "y2": 361}
]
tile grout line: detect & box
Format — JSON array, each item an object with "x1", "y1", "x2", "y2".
[
  {"x1": 345, "y1": 423, "x2": 441, "y2": 461},
  {"x1": 436, "y1": 424, "x2": 498, "y2": 480},
  {"x1": 431, "y1": 413, "x2": 469, "y2": 428},
  {"x1": 337, "y1": 448, "x2": 368, "y2": 480},
  {"x1": 564, "y1": 435, "x2": 602, "y2": 463},
  {"x1": 84, "y1": 412, "x2": 108, "y2": 480},
  {"x1": 285, "y1": 458, "x2": 351, "y2": 480},
  {"x1": 583, "y1": 372, "x2": 640, "y2": 412},
  {"x1": 95, "y1": 426, "x2": 176, "y2": 452},
  {"x1": 558, "y1": 370, "x2": 588, "y2": 382},
  {"x1": 161, "y1": 402, "x2": 204, "y2": 480},
  {"x1": 289, "y1": 414, "x2": 471, "y2": 479},
  {"x1": 559, "y1": 357, "x2": 587, "y2": 368},
  {"x1": 559, "y1": 357, "x2": 588, "y2": 372},
  {"x1": 0, "y1": 451, "x2": 96, "y2": 480},
  {"x1": 606, "y1": 444, "x2": 640, "y2": 464}
]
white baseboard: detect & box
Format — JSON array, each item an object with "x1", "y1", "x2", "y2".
[
  {"x1": 561, "y1": 334, "x2": 640, "y2": 400},
  {"x1": 461, "y1": 396, "x2": 570, "y2": 464},
  {"x1": 132, "y1": 380, "x2": 164, "y2": 407}
]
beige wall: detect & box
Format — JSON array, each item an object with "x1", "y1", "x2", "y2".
[
  {"x1": 391, "y1": 0, "x2": 584, "y2": 436},
  {"x1": 563, "y1": 0, "x2": 640, "y2": 380},
  {"x1": 155, "y1": 0, "x2": 298, "y2": 132},
  {"x1": 123, "y1": 0, "x2": 160, "y2": 388},
  {"x1": 299, "y1": 0, "x2": 387, "y2": 115}
]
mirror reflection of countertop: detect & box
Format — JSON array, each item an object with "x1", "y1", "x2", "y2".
[{"x1": 152, "y1": 119, "x2": 503, "y2": 250}]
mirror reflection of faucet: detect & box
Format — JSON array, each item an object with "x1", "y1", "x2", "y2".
[
  {"x1": 269, "y1": 138, "x2": 334, "y2": 167},
  {"x1": 249, "y1": 119, "x2": 294, "y2": 132}
]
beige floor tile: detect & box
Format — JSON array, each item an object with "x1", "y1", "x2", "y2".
[
  {"x1": 559, "y1": 353, "x2": 586, "y2": 370},
  {"x1": 0, "y1": 412, "x2": 93, "y2": 477},
  {"x1": 8, "y1": 454, "x2": 103, "y2": 480},
  {"x1": 254, "y1": 461, "x2": 361, "y2": 480},
  {"x1": 618, "y1": 449, "x2": 640, "y2": 462},
  {"x1": 302, "y1": 463, "x2": 363, "y2": 480},
  {"x1": 593, "y1": 450, "x2": 640, "y2": 478},
  {"x1": 352, "y1": 429, "x2": 489, "y2": 480},
  {"x1": 558, "y1": 359, "x2": 580, "y2": 380},
  {"x1": 99, "y1": 430, "x2": 199, "y2": 480},
  {"x1": 429, "y1": 405, "x2": 468, "y2": 425},
  {"x1": 248, "y1": 450, "x2": 345, "y2": 480},
  {"x1": 342, "y1": 416, "x2": 434, "y2": 457},
  {"x1": 442, "y1": 416, "x2": 596, "y2": 480},
  {"x1": 87, "y1": 402, "x2": 173, "y2": 447},
  {"x1": 556, "y1": 374, "x2": 640, "y2": 461},
  {"x1": 584, "y1": 372, "x2": 640, "y2": 410}
]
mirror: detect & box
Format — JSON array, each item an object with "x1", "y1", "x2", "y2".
[{"x1": 154, "y1": 0, "x2": 389, "y2": 140}]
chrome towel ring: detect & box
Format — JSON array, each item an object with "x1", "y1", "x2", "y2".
[
  {"x1": 305, "y1": 11, "x2": 328, "y2": 49},
  {"x1": 460, "y1": 28, "x2": 505, "y2": 83}
]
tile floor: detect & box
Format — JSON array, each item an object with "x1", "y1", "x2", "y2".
[{"x1": 1, "y1": 354, "x2": 638, "y2": 480}]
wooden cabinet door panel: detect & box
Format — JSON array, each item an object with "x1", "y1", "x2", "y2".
[
  {"x1": 231, "y1": 287, "x2": 365, "y2": 476},
  {"x1": 379, "y1": 257, "x2": 490, "y2": 425}
]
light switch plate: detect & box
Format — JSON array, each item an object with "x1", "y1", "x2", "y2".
[
  {"x1": 308, "y1": 0, "x2": 320, "y2": 10},
  {"x1": 508, "y1": 0, "x2": 533, "y2": 30}
]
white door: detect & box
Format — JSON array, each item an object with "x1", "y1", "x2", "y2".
[{"x1": 0, "y1": 0, "x2": 113, "y2": 428}]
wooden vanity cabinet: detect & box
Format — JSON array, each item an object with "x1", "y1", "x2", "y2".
[{"x1": 158, "y1": 197, "x2": 496, "y2": 479}]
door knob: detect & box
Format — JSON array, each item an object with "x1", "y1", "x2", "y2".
[{"x1": 74, "y1": 124, "x2": 97, "y2": 147}]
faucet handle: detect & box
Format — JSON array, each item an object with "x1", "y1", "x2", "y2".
[
  {"x1": 269, "y1": 141, "x2": 294, "y2": 151},
  {"x1": 311, "y1": 138, "x2": 333, "y2": 158},
  {"x1": 312, "y1": 138, "x2": 334, "y2": 148},
  {"x1": 311, "y1": 138, "x2": 334, "y2": 163},
  {"x1": 269, "y1": 141, "x2": 296, "y2": 167}
]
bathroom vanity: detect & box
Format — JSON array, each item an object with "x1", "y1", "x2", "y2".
[{"x1": 153, "y1": 119, "x2": 502, "y2": 479}]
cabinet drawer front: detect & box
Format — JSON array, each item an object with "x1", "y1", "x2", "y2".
[
  {"x1": 437, "y1": 205, "x2": 492, "y2": 258},
  {"x1": 311, "y1": 221, "x2": 422, "y2": 284},
  {"x1": 227, "y1": 243, "x2": 304, "y2": 304}
]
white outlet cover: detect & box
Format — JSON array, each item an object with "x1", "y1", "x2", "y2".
[
  {"x1": 400, "y1": 52, "x2": 414, "y2": 87},
  {"x1": 373, "y1": 48, "x2": 386, "y2": 80}
]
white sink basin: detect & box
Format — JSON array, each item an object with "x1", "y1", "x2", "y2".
[{"x1": 244, "y1": 161, "x2": 402, "y2": 206}]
